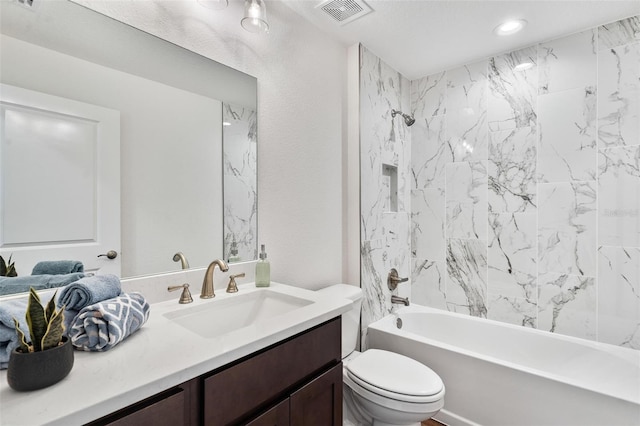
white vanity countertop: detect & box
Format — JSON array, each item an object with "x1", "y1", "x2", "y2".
[{"x1": 0, "y1": 282, "x2": 352, "y2": 426}]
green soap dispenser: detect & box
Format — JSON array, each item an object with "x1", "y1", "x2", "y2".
[{"x1": 255, "y1": 244, "x2": 270, "y2": 287}]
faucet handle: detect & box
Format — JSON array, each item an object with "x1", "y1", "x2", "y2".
[
  {"x1": 226, "y1": 273, "x2": 246, "y2": 293},
  {"x1": 387, "y1": 268, "x2": 409, "y2": 290},
  {"x1": 168, "y1": 283, "x2": 193, "y2": 304}
]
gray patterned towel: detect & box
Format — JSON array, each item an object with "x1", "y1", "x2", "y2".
[{"x1": 68, "y1": 292, "x2": 150, "y2": 352}]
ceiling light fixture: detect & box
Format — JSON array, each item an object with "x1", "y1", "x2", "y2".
[
  {"x1": 197, "y1": 0, "x2": 228, "y2": 11},
  {"x1": 241, "y1": 0, "x2": 269, "y2": 34},
  {"x1": 494, "y1": 19, "x2": 527, "y2": 36}
]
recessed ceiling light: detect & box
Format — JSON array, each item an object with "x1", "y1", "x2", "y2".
[
  {"x1": 494, "y1": 19, "x2": 527, "y2": 36},
  {"x1": 513, "y1": 62, "x2": 534, "y2": 72},
  {"x1": 223, "y1": 121, "x2": 232, "y2": 126}
]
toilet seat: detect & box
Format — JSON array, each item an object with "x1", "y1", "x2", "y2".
[{"x1": 345, "y1": 349, "x2": 444, "y2": 404}]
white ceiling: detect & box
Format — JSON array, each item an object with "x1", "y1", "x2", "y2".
[{"x1": 282, "y1": 0, "x2": 640, "y2": 79}]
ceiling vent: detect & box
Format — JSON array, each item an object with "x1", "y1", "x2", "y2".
[{"x1": 316, "y1": 0, "x2": 373, "y2": 25}]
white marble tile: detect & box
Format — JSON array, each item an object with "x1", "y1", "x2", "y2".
[
  {"x1": 223, "y1": 103, "x2": 257, "y2": 262},
  {"x1": 538, "y1": 29, "x2": 597, "y2": 95},
  {"x1": 411, "y1": 114, "x2": 451, "y2": 194},
  {"x1": 411, "y1": 189, "x2": 445, "y2": 262},
  {"x1": 538, "y1": 87, "x2": 597, "y2": 182},
  {"x1": 488, "y1": 127, "x2": 537, "y2": 213},
  {"x1": 598, "y1": 41, "x2": 640, "y2": 148},
  {"x1": 360, "y1": 46, "x2": 411, "y2": 242},
  {"x1": 446, "y1": 60, "x2": 488, "y2": 162},
  {"x1": 446, "y1": 238, "x2": 488, "y2": 317},
  {"x1": 488, "y1": 46, "x2": 537, "y2": 131},
  {"x1": 361, "y1": 213, "x2": 411, "y2": 335},
  {"x1": 488, "y1": 213, "x2": 537, "y2": 300},
  {"x1": 538, "y1": 182, "x2": 597, "y2": 277},
  {"x1": 598, "y1": 246, "x2": 640, "y2": 349},
  {"x1": 411, "y1": 72, "x2": 447, "y2": 119},
  {"x1": 446, "y1": 161, "x2": 487, "y2": 240},
  {"x1": 411, "y1": 259, "x2": 447, "y2": 310},
  {"x1": 360, "y1": 238, "x2": 389, "y2": 348},
  {"x1": 598, "y1": 145, "x2": 640, "y2": 247},
  {"x1": 488, "y1": 294, "x2": 537, "y2": 328},
  {"x1": 537, "y1": 272, "x2": 596, "y2": 340},
  {"x1": 360, "y1": 46, "x2": 412, "y2": 341},
  {"x1": 598, "y1": 15, "x2": 640, "y2": 50}
]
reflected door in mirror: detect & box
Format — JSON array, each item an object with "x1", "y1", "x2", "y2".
[{"x1": 0, "y1": 84, "x2": 121, "y2": 276}]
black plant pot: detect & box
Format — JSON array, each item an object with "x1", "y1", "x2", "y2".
[{"x1": 7, "y1": 336, "x2": 74, "y2": 391}]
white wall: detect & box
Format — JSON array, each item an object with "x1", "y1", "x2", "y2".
[{"x1": 78, "y1": 0, "x2": 348, "y2": 289}]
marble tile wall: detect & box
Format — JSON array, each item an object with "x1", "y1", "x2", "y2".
[
  {"x1": 359, "y1": 45, "x2": 412, "y2": 346},
  {"x1": 409, "y1": 15, "x2": 640, "y2": 349},
  {"x1": 222, "y1": 103, "x2": 258, "y2": 263}
]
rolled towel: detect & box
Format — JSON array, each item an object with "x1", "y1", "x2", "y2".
[
  {"x1": 63, "y1": 309, "x2": 80, "y2": 337},
  {"x1": 68, "y1": 293, "x2": 150, "y2": 352},
  {"x1": 32, "y1": 260, "x2": 84, "y2": 276},
  {"x1": 0, "y1": 273, "x2": 85, "y2": 296},
  {"x1": 0, "y1": 298, "x2": 29, "y2": 369},
  {"x1": 57, "y1": 274, "x2": 121, "y2": 311}
]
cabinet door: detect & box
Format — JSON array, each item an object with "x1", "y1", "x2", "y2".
[
  {"x1": 245, "y1": 399, "x2": 290, "y2": 426},
  {"x1": 290, "y1": 363, "x2": 342, "y2": 426}
]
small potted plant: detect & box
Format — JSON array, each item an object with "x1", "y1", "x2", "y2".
[
  {"x1": 0, "y1": 254, "x2": 17, "y2": 277},
  {"x1": 7, "y1": 288, "x2": 74, "y2": 391}
]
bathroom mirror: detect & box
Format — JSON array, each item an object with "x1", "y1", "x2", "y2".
[{"x1": 0, "y1": 0, "x2": 258, "y2": 293}]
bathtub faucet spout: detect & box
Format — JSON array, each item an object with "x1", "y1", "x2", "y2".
[{"x1": 391, "y1": 295, "x2": 410, "y2": 306}]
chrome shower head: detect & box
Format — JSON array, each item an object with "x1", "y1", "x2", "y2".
[{"x1": 391, "y1": 109, "x2": 415, "y2": 127}]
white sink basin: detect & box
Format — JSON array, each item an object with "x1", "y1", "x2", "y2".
[{"x1": 163, "y1": 289, "x2": 314, "y2": 338}]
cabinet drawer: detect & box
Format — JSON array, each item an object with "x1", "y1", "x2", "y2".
[
  {"x1": 90, "y1": 388, "x2": 185, "y2": 426},
  {"x1": 203, "y1": 317, "x2": 341, "y2": 425}
]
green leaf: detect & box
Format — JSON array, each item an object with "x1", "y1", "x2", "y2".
[
  {"x1": 12, "y1": 318, "x2": 30, "y2": 353},
  {"x1": 41, "y1": 308, "x2": 64, "y2": 351},
  {"x1": 44, "y1": 290, "x2": 58, "y2": 323},
  {"x1": 26, "y1": 288, "x2": 46, "y2": 352},
  {"x1": 0, "y1": 255, "x2": 6, "y2": 277},
  {"x1": 6, "y1": 264, "x2": 17, "y2": 277}
]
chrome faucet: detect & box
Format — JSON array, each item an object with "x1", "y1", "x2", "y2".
[
  {"x1": 201, "y1": 259, "x2": 229, "y2": 299},
  {"x1": 391, "y1": 295, "x2": 410, "y2": 306}
]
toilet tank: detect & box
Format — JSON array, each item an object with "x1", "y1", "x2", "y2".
[{"x1": 317, "y1": 284, "x2": 363, "y2": 358}]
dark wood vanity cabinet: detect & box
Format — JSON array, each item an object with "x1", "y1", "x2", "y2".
[{"x1": 88, "y1": 317, "x2": 342, "y2": 426}]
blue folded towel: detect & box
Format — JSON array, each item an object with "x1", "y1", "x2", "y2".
[
  {"x1": 32, "y1": 260, "x2": 84, "y2": 276},
  {"x1": 68, "y1": 293, "x2": 150, "y2": 352},
  {"x1": 57, "y1": 274, "x2": 121, "y2": 311},
  {"x1": 0, "y1": 298, "x2": 29, "y2": 369},
  {"x1": 0, "y1": 273, "x2": 85, "y2": 296}
]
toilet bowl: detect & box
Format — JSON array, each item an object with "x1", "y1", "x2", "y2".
[{"x1": 317, "y1": 284, "x2": 444, "y2": 426}]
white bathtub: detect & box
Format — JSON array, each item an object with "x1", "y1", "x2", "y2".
[{"x1": 366, "y1": 305, "x2": 640, "y2": 426}]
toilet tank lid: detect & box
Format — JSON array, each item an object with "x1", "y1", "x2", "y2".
[{"x1": 316, "y1": 284, "x2": 362, "y2": 301}]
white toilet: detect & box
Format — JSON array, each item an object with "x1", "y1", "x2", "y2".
[{"x1": 318, "y1": 284, "x2": 445, "y2": 426}]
